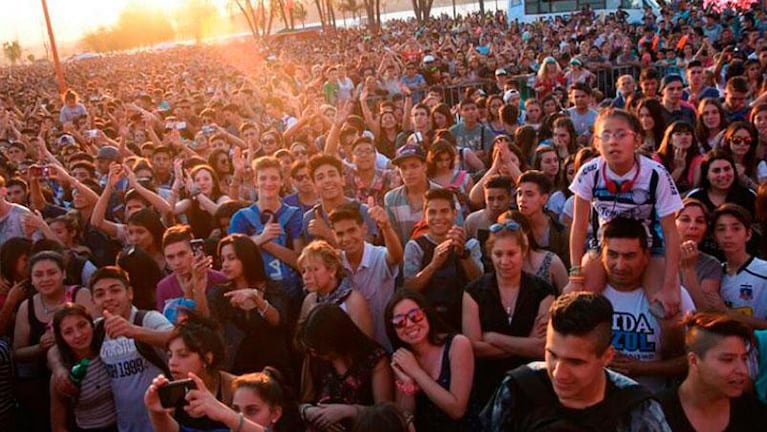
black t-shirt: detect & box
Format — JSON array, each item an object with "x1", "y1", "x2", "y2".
[{"x1": 658, "y1": 386, "x2": 767, "y2": 431}]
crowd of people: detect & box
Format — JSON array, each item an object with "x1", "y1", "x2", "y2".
[{"x1": 4, "y1": 1, "x2": 767, "y2": 430}]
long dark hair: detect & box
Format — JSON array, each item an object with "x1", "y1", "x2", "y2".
[
  {"x1": 169, "y1": 312, "x2": 226, "y2": 373},
  {"x1": 117, "y1": 246, "x2": 162, "y2": 310},
  {"x1": 721, "y1": 121, "x2": 759, "y2": 180},
  {"x1": 0, "y1": 237, "x2": 32, "y2": 282},
  {"x1": 696, "y1": 98, "x2": 726, "y2": 151},
  {"x1": 635, "y1": 98, "x2": 666, "y2": 148},
  {"x1": 53, "y1": 303, "x2": 96, "y2": 367},
  {"x1": 189, "y1": 164, "x2": 224, "y2": 199},
  {"x1": 657, "y1": 121, "x2": 699, "y2": 176},
  {"x1": 126, "y1": 208, "x2": 166, "y2": 250},
  {"x1": 699, "y1": 149, "x2": 737, "y2": 192},
  {"x1": 217, "y1": 234, "x2": 267, "y2": 286},
  {"x1": 384, "y1": 289, "x2": 450, "y2": 351},
  {"x1": 551, "y1": 116, "x2": 578, "y2": 157},
  {"x1": 295, "y1": 303, "x2": 380, "y2": 363}
]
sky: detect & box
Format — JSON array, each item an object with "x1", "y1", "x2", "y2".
[{"x1": 0, "y1": 0, "x2": 228, "y2": 57}]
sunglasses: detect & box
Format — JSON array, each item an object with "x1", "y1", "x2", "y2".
[
  {"x1": 391, "y1": 307, "x2": 425, "y2": 329},
  {"x1": 293, "y1": 174, "x2": 309, "y2": 182},
  {"x1": 293, "y1": 150, "x2": 308, "y2": 156},
  {"x1": 489, "y1": 220, "x2": 522, "y2": 233},
  {"x1": 729, "y1": 136, "x2": 753, "y2": 146}
]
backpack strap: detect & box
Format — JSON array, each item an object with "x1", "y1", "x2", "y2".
[
  {"x1": 506, "y1": 365, "x2": 557, "y2": 406},
  {"x1": 133, "y1": 310, "x2": 172, "y2": 377}
]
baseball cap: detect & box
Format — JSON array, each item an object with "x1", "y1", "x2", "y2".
[
  {"x1": 423, "y1": 55, "x2": 435, "y2": 63},
  {"x1": 660, "y1": 74, "x2": 684, "y2": 91},
  {"x1": 392, "y1": 144, "x2": 426, "y2": 166},
  {"x1": 503, "y1": 89, "x2": 520, "y2": 104},
  {"x1": 97, "y1": 145, "x2": 120, "y2": 161},
  {"x1": 495, "y1": 68, "x2": 508, "y2": 76}
]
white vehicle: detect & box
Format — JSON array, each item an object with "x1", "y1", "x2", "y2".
[{"x1": 507, "y1": 0, "x2": 661, "y2": 24}]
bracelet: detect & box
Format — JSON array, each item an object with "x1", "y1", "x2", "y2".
[
  {"x1": 395, "y1": 379, "x2": 420, "y2": 395},
  {"x1": 257, "y1": 300, "x2": 270, "y2": 318},
  {"x1": 568, "y1": 275, "x2": 585, "y2": 283},
  {"x1": 231, "y1": 412, "x2": 244, "y2": 432},
  {"x1": 300, "y1": 404, "x2": 315, "y2": 421},
  {"x1": 568, "y1": 265, "x2": 581, "y2": 276}
]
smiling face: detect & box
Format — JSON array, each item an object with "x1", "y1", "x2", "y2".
[
  {"x1": 90, "y1": 278, "x2": 133, "y2": 317},
  {"x1": 706, "y1": 159, "x2": 735, "y2": 192},
  {"x1": 312, "y1": 164, "x2": 344, "y2": 201},
  {"x1": 727, "y1": 129, "x2": 753, "y2": 159},
  {"x1": 256, "y1": 166, "x2": 282, "y2": 199},
  {"x1": 332, "y1": 218, "x2": 365, "y2": 257},
  {"x1": 31, "y1": 259, "x2": 65, "y2": 297},
  {"x1": 59, "y1": 314, "x2": 93, "y2": 355},
  {"x1": 425, "y1": 197, "x2": 456, "y2": 237},
  {"x1": 392, "y1": 298, "x2": 429, "y2": 346}
]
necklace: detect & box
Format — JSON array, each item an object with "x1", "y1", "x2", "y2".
[
  {"x1": 41, "y1": 296, "x2": 62, "y2": 315},
  {"x1": 499, "y1": 288, "x2": 519, "y2": 326}
]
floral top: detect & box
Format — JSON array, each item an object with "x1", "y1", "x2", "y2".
[{"x1": 344, "y1": 168, "x2": 400, "y2": 207}]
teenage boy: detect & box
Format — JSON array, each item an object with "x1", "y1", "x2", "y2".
[
  {"x1": 449, "y1": 99, "x2": 494, "y2": 162},
  {"x1": 396, "y1": 103, "x2": 433, "y2": 149},
  {"x1": 659, "y1": 312, "x2": 766, "y2": 431},
  {"x1": 465, "y1": 175, "x2": 514, "y2": 241},
  {"x1": 482, "y1": 292, "x2": 672, "y2": 431},
  {"x1": 0, "y1": 175, "x2": 38, "y2": 246},
  {"x1": 599, "y1": 218, "x2": 694, "y2": 393},
  {"x1": 723, "y1": 77, "x2": 751, "y2": 123},
  {"x1": 713, "y1": 204, "x2": 767, "y2": 328},
  {"x1": 330, "y1": 200, "x2": 403, "y2": 350},
  {"x1": 683, "y1": 60, "x2": 720, "y2": 106},
  {"x1": 229, "y1": 156, "x2": 304, "y2": 302},
  {"x1": 516, "y1": 171, "x2": 570, "y2": 267},
  {"x1": 156, "y1": 224, "x2": 227, "y2": 322},
  {"x1": 403, "y1": 188, "x2": 482, "y2": 330},
  {"x1": 659, "y1": 74, "x2": 696, "y2": 126},
  {"x1": 385, "y1": 144, "x2": 464, "y2": 246},
  {"x1": 566, "y1": 82, "x2": 598, "y2": 145},
  {"x1": 49, "y1": 266, "x2": 173, "y2": 432}
]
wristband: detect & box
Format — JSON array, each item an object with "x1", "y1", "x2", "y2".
[
  {"x1": 257, "y1": 301, "x2": 270, "y2": 318},
  {"x1": 568, "y1": 265, "x2": 581, "y2": 276},
  {"x1": 231, "y1": 412, "x2": 244, "y2": 432},
  {"x1": 395, "y1": 379, "x2": 420, "y2": 395},
  {"x1": 568, "y1": 275, "x2": 585, "y2": 284}
]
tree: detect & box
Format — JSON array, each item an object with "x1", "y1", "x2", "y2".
[
  {"x1": 410, "y1": 0, "x2": 434, "y2": 23},
  {"x1": 291, "y1": 2, "x2": 308, "y2": 28},
  {"x1": 228, "y1": 0, "x2": 282, "y2": 39},
  {"x1": 175, "y1": 0, "x2": 220, "y2": 43},
  {"x1": 2, "y1": 41, "x2": 21, "y2": 65}
]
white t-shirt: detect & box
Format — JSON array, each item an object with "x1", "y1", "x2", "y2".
[
  {"x1": 100, "y1": 308, "x2": 172, "y2": 432},
  {"x1": 604, "y1": 284, "x2": 695, "y2": 393},
  {"x1": 721, "y1": 256, "x2": 767, "y2": 320},
  {"x1": 569, "y1": 155, "x2": 683, "y2": 251}
]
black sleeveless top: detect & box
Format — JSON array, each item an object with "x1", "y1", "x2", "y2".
[
  {"x1": 414, "y1": 334, "x2": 465, "y2": 432},
  {"x1": 465, "y1": 272, "x2": 556, "y2": 404}
]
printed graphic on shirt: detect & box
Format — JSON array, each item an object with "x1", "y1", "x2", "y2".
[{"x1": 611, "y1": 312, "x2": 657, "y2": 359}]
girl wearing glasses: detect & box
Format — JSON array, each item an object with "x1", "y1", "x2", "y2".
[
  {"x1": 720, "y1": 121, "x2": 759, "y2": 190},
  {"x1": 385, "y1": 290, "x2": 474, "y2": 432},
  {"x1": 569, "y1": 108, "x2": 684, "y2": 319},
  {"x1": 462, "y1": 219, "x2": 555, "y2": 405}
]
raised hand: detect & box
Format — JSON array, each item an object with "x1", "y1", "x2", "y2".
[{"x1": 366, "y1": 196, "x2": 390, "y2": 228}]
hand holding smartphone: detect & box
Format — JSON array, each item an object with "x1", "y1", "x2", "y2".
[{"x1": 158, "y1": 379, "x2": 197, "y2": 409}]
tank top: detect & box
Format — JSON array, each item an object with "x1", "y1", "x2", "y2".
[
  {"x1": 534, "y1": 252, "x2": 555, "y2": 285},
  {"x1": 414, "y1": 334, "x2": 464, "y2": 431},
  {"x1": 74, "y1": 356, "x2": 117, "y2": 430}
]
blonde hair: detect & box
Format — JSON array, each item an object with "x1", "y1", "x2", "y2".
[
  {"x1": 252, "y1": 156, "x2": 283, "y2": 178},
  {"x1": 297, "y1": 240, "x2": 344, "y2": 280}
]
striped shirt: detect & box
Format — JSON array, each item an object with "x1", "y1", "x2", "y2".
[
  {"x1": 384, "y1": 181, "x2": 464, "y2": 246},
  {"x1": 74, "y1": 356, "x2": 117, "y2": 429},
  {"x1": 0, "y1": 338, "x2": 13, "y2": 420}
]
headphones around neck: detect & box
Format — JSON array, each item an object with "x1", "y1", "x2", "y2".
[{"x1": 602, "y1": 159, "x2": 641, "y2": 194}]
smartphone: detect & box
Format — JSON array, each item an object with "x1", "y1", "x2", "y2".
[
  {"x1": 158, "y1": 379, "x2": 197, "y2": 409},
  {"x1": 202, "y1": 126, "x2": 215, "y2": 135},
  {"x1": 29, "y1": 165, "x2": 43, "y2": 177},
  {"x1": 190, "y1": 239, "x2": 205, "y2": 257},
  {"x1": 87, "y1": 129, "x2": 98, "y2": 138},
  {"x1": 176, "y1": 122, "x2": 187, "y2": 130}
]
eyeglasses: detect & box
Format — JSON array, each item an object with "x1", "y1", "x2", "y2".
[
  {"x1": 293, "y1": 174, "x2": 309, "y2": 182},
  {"x1": 262, "y1": 139, "x2": 277, "y2": 145},
  {"x1": 293, "y1": 150, "x2": 308, "y2": 156},
  {"x1": 489, "y1": 220, "x2": 522, "y2": 233},
  {"x1": 729, "y1": 136, "x2": 753, "y2": 146},
  {"x1": 594, "y1": 130, "x2": 637, "y2": 142},
  {"x1": 391, "y1": 308, "x2": 425, "y2": 329}
]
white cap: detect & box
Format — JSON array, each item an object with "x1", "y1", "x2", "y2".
[
  {"x1": 423, "y1": 55, "x2": 435, "y2": 63},
  {"x1": 503, "y1": 89, "x2": 520, "y2": 104}
]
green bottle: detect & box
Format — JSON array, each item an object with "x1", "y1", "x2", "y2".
[{"x1": 69, "y1": 358, "x2": 90, "y2": 387}]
